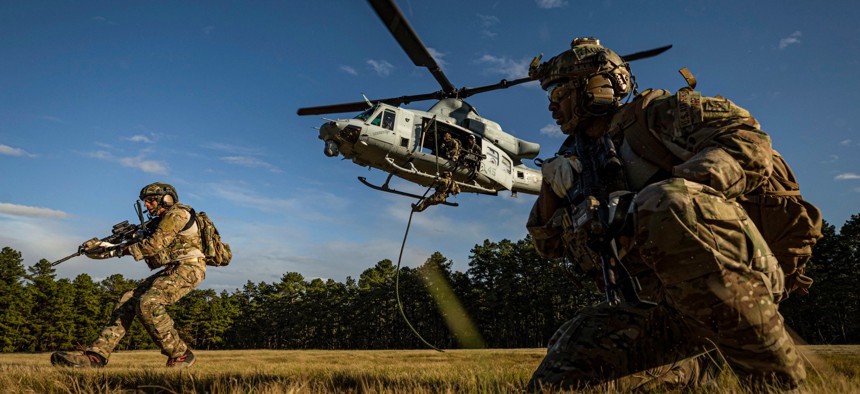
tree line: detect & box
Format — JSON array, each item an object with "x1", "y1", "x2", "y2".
[{"x1": 1, "y1": 214, "x2": 858, "y2": 353}]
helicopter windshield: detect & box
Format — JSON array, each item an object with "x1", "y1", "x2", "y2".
[{"x1": 354, "y1": 105, "x2": 379, "y2": 121}]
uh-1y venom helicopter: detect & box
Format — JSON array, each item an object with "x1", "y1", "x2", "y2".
[{"x1": 297, "y1": 0, "x2": 672, "y2": 206}]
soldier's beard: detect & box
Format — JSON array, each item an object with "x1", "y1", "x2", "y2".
[{"x1": 560, "y1": 101, "x2": 588, "y2": 134}]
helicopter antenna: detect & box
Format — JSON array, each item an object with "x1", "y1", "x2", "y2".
[{"x1": 362, "y1": 93, "x2": 373, "y2": 108}]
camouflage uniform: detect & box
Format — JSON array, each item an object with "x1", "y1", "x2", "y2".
[
  {"x1": 440, "y1": 133, "x2": 461, "y2": 162},
  {"x1": 459, "y1": 137, "x2": 484, "y2": 180},
  {"x1": 413, "y1": 173, "x2": 460, "y2": 212},
  {"x1": 526, "y1": 89, "x2": 805, "y2": 390},
  {"x1": 88, "y1": 202, "x2": 206, "y2": 361}
]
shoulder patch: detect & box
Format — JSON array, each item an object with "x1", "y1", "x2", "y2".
[
  {"x1": 703, "y1": 97, "x2": 731, "y2": 112},
  {"x1": 675, "y1": 89, "x2": 703, "y2": 132}
]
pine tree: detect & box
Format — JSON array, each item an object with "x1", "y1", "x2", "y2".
[
  {"x1": 25, "y1": 259, "x2": 76, "y2": 351},
  {"x1": 0, "y1": 247, "x2": 32, "y2": 352}
]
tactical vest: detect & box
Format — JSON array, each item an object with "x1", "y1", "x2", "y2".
[
  {"x1": 142, "y1": 203, "x2": 205, "y2": 270},
  {"x1": 610, "y1": 88, "x2": 823, "y2": 295}
]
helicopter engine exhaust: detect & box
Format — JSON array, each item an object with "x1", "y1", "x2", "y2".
[{"x1": 324, "y1": 139, "x2": 340, "y2": 157}]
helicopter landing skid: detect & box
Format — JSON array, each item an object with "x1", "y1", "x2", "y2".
[{"x1": 358, "y1": 176, "x2": 459, "y2": 207}]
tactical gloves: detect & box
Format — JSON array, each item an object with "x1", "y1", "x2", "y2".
[
  {"x1": 541, "y1": 155, "x2": 583, "y2": 198},
  {"x1": 81, "y1": 238, "x2": 122, "y2": 259}
]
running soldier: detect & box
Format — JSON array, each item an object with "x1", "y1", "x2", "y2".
[{"x1": 51, "y1": 182, "x2": 207, "y2": 368}]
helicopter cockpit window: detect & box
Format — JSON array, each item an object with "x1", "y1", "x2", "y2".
[{"x1": 355, "y1": 106, "x2": 378, "y2": 122}]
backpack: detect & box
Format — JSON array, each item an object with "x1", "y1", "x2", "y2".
[
  {"x1": 183, "y1": 209, "x2": 232, "y2": 267},
  {"x1": 621, "y1": 89, "x2": 822, "y2": 295}
]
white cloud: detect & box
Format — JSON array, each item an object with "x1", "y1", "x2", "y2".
[
  {"x1": 835, "y1": 173, "x2": 860, "y2": 180},
  {"x1": 127, "y1": 134, "x2": 156, "y2": 143},
  {"x1": 0, "y1": 202, "x2": 69, "y2": 219},
  {"x1": 427, "y1": 47, "x2": 448, "y2": 70},
  {"x1": 481, "y1": 30, "x2": 497, "y2": 39},
  {"x1": 475, "y1": 54, "x2": 532, "y2": 81},
  {"x1": 41, "y1": 115, "x2": 66, "y2": 123},
  {"x1": 779, "y1": 31, "x2": 802, "y2": 50},
  {"x1": 477, "y1": 14, "x2": 500, "y2": 27},
  {"x1": 0, "y1": 217, "x2": 83, "y2": 267},
  {"x1": 340, "y1": 65, "x2": 358, "y2": 76},
  {"x1": 477, "y1": 14, "x2": 500, "y2": 38},
  {"x1": 539, "y1": 123, "x2": 564, "y2": 138},
  {"x1": 210, "y1": 184, "x2": 299, "y2": 213},
  {"x1": 201, "y1": 142, "x2": 265, "y2": 156},
  {"x1": 0, "y1": 143, "x2": 37, "y2": 158},
  {"x1": 367, "y1": 59, "x2": 394, "y2": 76},
  {"x1": 221, "y1": 156, "x2": 282, "y2": 173},
  {"x1": 86, "y1": 149, "x2": 168, "y2": 174},
  {"x1": 840, "y1": 139, "x2": 853, "y2": 146},
  {"x1": 536, "y1": 0, "x2": 567, "y2": 9},
  {"x1": 820, "y1": 155, "x2": 839, "y2": 164}
]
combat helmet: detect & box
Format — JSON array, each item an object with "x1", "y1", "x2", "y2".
[
  {"x1": 139, "y1": 182, "x2": 179, "y2": 208},
  {"x1": 529, "y1": 38, "x2": 634, "y2": 131}
]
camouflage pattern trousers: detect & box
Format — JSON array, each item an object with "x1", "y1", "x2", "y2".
[
  {"x1": 528, "y1": 178, "x2": 805, "y2": 391},
  {"x1": 88, "y1": 258, "x2": 206, "y2": 360},
  {"x1": 414, "y1": 192, "x2": 450, "y2": 212}
]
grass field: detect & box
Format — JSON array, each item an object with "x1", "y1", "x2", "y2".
[{"x1": 1, "y1": 346, "x2": 858, "y2": 393}]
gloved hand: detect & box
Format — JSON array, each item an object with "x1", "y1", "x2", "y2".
[
  {"x1": 81, "y1": 238, "x2": 121, "y2": 259},
  {"x1": 541, "y1": 155, "x2": 583, "y2": 198}
]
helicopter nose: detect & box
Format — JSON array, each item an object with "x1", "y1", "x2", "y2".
[{"x1": 319, "y1": 121, "x2": 338, "y2": 140}]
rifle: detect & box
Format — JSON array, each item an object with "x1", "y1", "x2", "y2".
[
  {"x1": 556, "y1": 131, "x2": 645, "y2": 305},
  {"x1": 51, "y1": 201, "x2": 154, "y2": 266}
]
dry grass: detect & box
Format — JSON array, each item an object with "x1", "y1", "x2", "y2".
[{"x1": 0, "y1": 346, "x2": 857, "y2": 393}]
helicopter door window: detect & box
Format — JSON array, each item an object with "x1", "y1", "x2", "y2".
[
  {"x1": 400, "y1": 137, "x2": 409, "y2": 147},
  {"x1": 487, "y1": 148, "x2": 499, "y2": 166},
  {"x1": 502, "y1": 157, "x2": 512, "y2": 174},
  {"x1": 381, "y1": 109, "x2": 396, "y2": 130}
]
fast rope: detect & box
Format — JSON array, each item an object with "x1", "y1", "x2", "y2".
[{"x1": 395, "y1": 181, "x2": 444, "y2": 352}]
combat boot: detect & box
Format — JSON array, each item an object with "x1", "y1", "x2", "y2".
[
  {"x1": 166, "y1": 349, "x2": 195, "y2": 368},
  {"x1": 50, "y1": 350, "x2": 106, "y2": 368}
]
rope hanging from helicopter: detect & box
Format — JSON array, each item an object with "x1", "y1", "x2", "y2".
[{"x1": 393, "y1": 115, "x2": 448, "y2": 352}]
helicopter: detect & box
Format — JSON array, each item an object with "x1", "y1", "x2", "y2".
[{"x1": 297, "y1": 0, "x2": 672, "y2": 205}]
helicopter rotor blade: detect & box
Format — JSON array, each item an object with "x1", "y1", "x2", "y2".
[
  {"x1": 297, "y1": 91, "x2": 444, "y2": 116},
  {"x1": 620, "y1": 44, "x2": 673, "y2": 62},
  {"x1": 367, "y1": 0, "x2": 456, "y2": 94},
  {"x1": 458, "y1": 77, "x2": 535, "y2": 99},
  {"x1": 297, "y1": 101, "x2": 375, "y2": 116}
]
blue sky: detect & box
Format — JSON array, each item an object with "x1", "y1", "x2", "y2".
[{"x1": 1, "y1": 1, "x2": 859, "y2": 291}]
